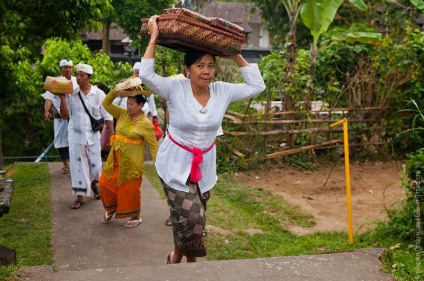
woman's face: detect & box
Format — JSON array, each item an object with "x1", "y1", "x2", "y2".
[
  {"x1": 126, "y1": 97, "x2": 143, "y2": 116},
  {"x1": 185, "y1": 54, "x2": 216, "y2": 88}
]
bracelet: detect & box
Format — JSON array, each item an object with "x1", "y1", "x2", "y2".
[{"x1": 148, "y1": 42, "x2": 156, "y2": 45}]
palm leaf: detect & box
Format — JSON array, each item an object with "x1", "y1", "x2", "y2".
[{"x1": 300, "y1": 0, "x2": 344, "y2": 45}]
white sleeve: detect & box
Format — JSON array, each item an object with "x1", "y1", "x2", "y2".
[
  {"x1": 147, "y1": 95, "x2": 158, "y2": 116},
  {"x1": 142, "y1": 103, "x2": 149, "y2": 115},
  {"x1": 139, "y1": 58, "x2": 174, "y2": 100},
  {"x1": 41, "y1": 91, "x2": 55, "y2": 101},
  {"x1": 98, "y1": 89, "x2": 113, "y2": 121},
  {"x1": 225, "y1": 63, "x2": 266, "y2": 102},
  {"x1": 112, "y1": 97, "x2": 122, "y2": 106}
]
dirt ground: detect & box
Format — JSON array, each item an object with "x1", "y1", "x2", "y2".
[{"x1": 234, "y1": 161, "x2": 407, "y2": 235}]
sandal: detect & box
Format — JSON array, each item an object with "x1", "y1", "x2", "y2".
[
  {"x1": 124, "y1": 217, "x2": 142, "y2": 228},
  {"x1": 102, "y1": 212, "x2": 115, "y2": 224},
  {"x1": 70, "y1": 199, "x2": 84, "y2": 209},
  {"x1": 165, "y1": 216, "x2": 172, "y2": 226},
  {"x1": 91, "y1": 181, "x2": 101, "y2": 200},
  {"x1": 61, "y1": 166, "x2": 70, "y2": 174}
]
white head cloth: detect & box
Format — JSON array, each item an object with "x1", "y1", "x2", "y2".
[
  {"x1": 133, "y1": 62, "x2": 141, "y2": 70},
  {"x1": 76, "y1": 63, "x2": 93, "y2": 75},
  {"x1": 59, "y1": 59, "x2": 73, "y2": 67}
]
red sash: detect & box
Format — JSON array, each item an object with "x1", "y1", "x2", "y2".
[{"x1": 168, "y1": 134, "x2": 215, "y2": 182}]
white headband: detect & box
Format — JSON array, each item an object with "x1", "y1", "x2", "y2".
[
  {"x1": 59, "y1": 59, "x2": 73, "y2": 67},
  {"x1": 133, "y1": 62, "x2": 141, "y2": 70},
  {"x1": 76, "y1": 63, "x2": 93, "y2": 75}
]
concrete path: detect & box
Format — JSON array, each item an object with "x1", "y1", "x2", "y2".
[{"x1": 18, "y1": 162, "x2": 394, "y2": 281}]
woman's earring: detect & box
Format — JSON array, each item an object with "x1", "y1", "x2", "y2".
[{"x1": 187, "y1": 73, "x2": 190, "y2": 79}]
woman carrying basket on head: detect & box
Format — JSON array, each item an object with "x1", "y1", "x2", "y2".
[
  {"x1": 99, "y1": 79, "x2": 158, "y2": 228},
  {"x1": 139, "y1": 15, "x2": 266, "y2": 263}
]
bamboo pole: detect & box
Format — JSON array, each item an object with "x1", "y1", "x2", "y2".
[
  {"x1": 225, "y1": 126, "x2": 384, "y2": 136},
  {"x1": 244, "y1": 139, "x2": 344, "y2": 162},
  {"x1": 227, "y1": 107, "x2": 389, "y2": 118},
  {"x1": 224, "y1": 119, "x2": 381, "y2": 125}
]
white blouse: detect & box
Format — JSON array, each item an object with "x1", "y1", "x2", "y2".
[
  {"x1": 65, "y1": 85, "x2": 113, "y2": 145},
  {"x1": 140, "y1": 58, "x2": 266, "y2": 193}
]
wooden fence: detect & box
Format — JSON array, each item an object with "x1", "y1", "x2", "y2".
[{"x1": 220, "y1": 107, "x2": 391, "y2": 162}]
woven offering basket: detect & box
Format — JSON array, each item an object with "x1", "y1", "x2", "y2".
[
  {"x1": 114, "y1": 77, "x2": 152, "y2": 98},
  {"x1": 140, "y1": 8, "x2": 245, "y2": 56},
  {"x1": 44, "y1": 76, "x2": 73, "y2": 94}
]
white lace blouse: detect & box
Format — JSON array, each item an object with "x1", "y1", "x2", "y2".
[{"x1": 140, "y1": 58, "x2": 266, "y2": 193}]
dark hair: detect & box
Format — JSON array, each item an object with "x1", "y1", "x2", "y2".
[
  {"x1": 129, "y1": 95, "x2": 147, "y2": 105},
  {"x1": 184, "y1": 50, "x2": 216, "y2": 67},
  {"x1": 93, "y1": 82, "x2": 109, "y2": 93}
]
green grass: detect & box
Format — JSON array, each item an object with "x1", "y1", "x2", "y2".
[
  {"x1": 144, "y1": 167, "x2": 368, "y2": 257},
  {"x1": 0, "y1": 164, "x2": 421, "y2": 280},
  {"x1": 359, "y1": 225, "x2": 424, "y2": 280},
  {"x1": 384, "y1": 244, "x2": 424, "y2": 281},
  {"x1": 0, "y1": 163, "x2": 52, "y2": 281},
  {"x1": 144, "y1": 164, "x2": 422, "y2": 280}
]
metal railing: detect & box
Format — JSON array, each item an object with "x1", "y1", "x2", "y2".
[
  {"x1": 2, "y1": 141, "x2": 58, "y2": 163},
  {"x1": 34, "y1": 141, "x2": 55, "y2": 162}
]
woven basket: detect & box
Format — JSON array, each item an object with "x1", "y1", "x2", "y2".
[
  {"x1": 115, "y1": 90, "x2": 152, "y2": 98},
  {"x1": 44, "y1": 76, "x2": 73, "y2": 94},
  {"x1": 140, "y1": 8, "x2": 245, "y2": 56},
  {"x1": 114, "y1": 77, "x2": 152, "y2": 98}
]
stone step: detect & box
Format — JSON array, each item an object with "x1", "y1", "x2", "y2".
[{"x1": 18, "y1": 248, "x2": 393, "y2": 281}]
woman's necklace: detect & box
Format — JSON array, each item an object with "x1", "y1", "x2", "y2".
[{"x1": 194, "y1": 89, "x2": 210, "y2": 114}]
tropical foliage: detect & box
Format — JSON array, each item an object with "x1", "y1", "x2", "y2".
[
  {"x1": 0, "y1": 0, "x2": 180, "y2": 165},
  {"x1": 105, "y1": 0, "x2": 176, "y2": 50},
  {"x1": 0, "y1": 0, "x2": 113, "y2": 166}
]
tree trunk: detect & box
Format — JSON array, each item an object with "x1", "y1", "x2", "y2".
[
  {"x1": 304, "y1": 43, "x2": 316, "y2": 111},
  {"x1": 102, "y1": 21, "x2": 111, "y2": 54},
  {"x1": 281, "y1": 1, "x2": 303, "y2": 114},
  {"x1": 286, "y1": 10, "x2": 298, "y2": 78},
  {"x1": 283, "y1": 18, "x2": 299, "y2": 113}
]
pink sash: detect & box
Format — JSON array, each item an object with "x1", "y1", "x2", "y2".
[{"x1": 168, "y1": 134, "x2": 215, "y2": 182}]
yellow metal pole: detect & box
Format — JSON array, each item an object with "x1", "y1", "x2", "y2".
[
  {"x1": 330, "y1": 118, "x2": 354, "y2": 244},
  {"x1": 329, "y1": 119, "x2": 345, "y2": 128}
]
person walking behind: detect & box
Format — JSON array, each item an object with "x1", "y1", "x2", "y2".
[
  {"x1": 99, "y1": 83, "x2": 158, "y2": 228},
  {"x1": 93, "y1": 82, "x2": 114, "y2": 160},
  {"x1": 133, "y1": 62, "x2": 158, "y2": 119},
  {"x1": 59, "y1": 63, "x2": 114, "y2": 209},
  {"x1": 42, "y1": 59, "x2": 77, "y2": 174},
  {"x1": 140, "y1": 16, "x2": 266, "y2": 263},
  {"x1": 114, "y1": 62, "x2": 159, "y2": 120}
]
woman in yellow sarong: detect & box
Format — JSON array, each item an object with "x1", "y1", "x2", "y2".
[{"x1": 99, "y1": 89, "x2": 158, "y2": 228}]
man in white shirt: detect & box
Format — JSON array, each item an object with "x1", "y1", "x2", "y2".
[
  {"x1": 59, "y1": 63, "x2": 114, "y2": 209},
  {"x1": 42, "y1": 59, "x2": 78, "y2": 174}
]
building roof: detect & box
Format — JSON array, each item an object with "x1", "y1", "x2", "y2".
[
  {"x1": 85, "y1": 3, "x2": 262, "y2": 41},
  {"x1": 203, "y1": 2, "x2": 261, "y2": 24},
  {"x1": 85, "y1": 23, "x2": 128, "y2": 41}
]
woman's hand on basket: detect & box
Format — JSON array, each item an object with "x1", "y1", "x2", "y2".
[
  {"x1": 143, "y1": 15, "x2": 159, "y2": 58},
  {"x1": 147, "y1": 15, "x2": 160, "y2": 41}
]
